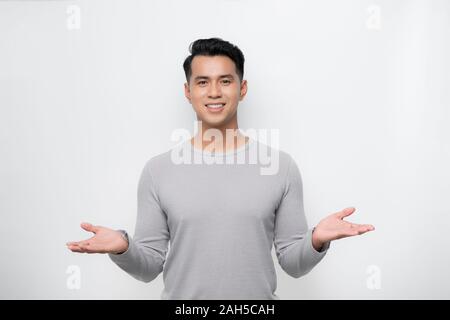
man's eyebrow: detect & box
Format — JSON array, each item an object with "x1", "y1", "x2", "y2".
[{"x1": 193, "y1": 74, "x2": 234, "y2": 81}]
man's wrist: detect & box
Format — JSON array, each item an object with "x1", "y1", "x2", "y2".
[
  {"x1": 115, "y1": 230, "x2": 129, "y2": 254},
  {"x1": 312, "y1": 227, "x2": 324, "y2": 252}
]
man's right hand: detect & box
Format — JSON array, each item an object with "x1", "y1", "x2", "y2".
[{"x1": 66, "y1": 223, "x2": 129, "y2": 254}]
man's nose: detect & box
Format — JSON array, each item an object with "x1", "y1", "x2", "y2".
[{"x1": 208, "y1": 82, "x2": 222, "y2": 97}]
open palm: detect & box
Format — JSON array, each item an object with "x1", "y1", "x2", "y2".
[
  {"x1": 313, "y1": 207, "x2": 375, "y2": 245},
  {"x1": 66, "y1": 223, "x2": 128, "y2": 254}
]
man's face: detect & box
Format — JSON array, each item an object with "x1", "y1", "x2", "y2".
[{"x1": 184, "y1": 55, "x2": 247, "y2": 129}]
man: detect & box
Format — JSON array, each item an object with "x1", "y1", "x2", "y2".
[{"x1": 66, "y1": 38, "x2": 375, "y2": 299}]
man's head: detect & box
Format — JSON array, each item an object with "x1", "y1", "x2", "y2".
[{"x1": 183, "y1": 38, "x2": 247, "y2": 130}]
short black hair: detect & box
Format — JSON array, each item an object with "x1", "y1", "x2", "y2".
[{"x1": 183, "y1": 37, "x2": 245, "y2": 83}]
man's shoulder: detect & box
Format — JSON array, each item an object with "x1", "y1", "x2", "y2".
[
  {"x1": 141, "y1": 144, "x2": 178, "y2": 173},
  {"x1": 256, "y1": 140, "x2": 294, "y2": 164}
]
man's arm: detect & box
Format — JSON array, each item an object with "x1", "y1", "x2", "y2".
[
  {"x1": 108, "y1": 160, "x2": 170, "y2": 283},
  {"x1": 273, "y1": 156, "x2": 330, "y2": 279}
]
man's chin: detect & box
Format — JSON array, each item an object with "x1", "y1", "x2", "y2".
[{"x1": 196, "y1": 116, "x2": 229, "y2": 129}]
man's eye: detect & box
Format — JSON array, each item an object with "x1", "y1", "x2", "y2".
[
  {"x1": 222, "y1": 80, "x2": 231, "y2": 84},
  {"x1": 198, "y1": 81, "x2": 207, "y2": 85}
]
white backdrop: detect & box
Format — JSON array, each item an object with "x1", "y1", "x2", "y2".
[{"x1": 0, "y1": 0, "x2": 449, "y2": 299}]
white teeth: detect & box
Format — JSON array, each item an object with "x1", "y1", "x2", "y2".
[{"x1": 206, "y1": 104, "x2": 224, "y2": 109}]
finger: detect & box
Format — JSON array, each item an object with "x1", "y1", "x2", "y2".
[
  {"x1": 352, "y1": 225, "x2": 374, "y2": 235},
  {"x1": 83, "y1": 241, "x2": 107, "y2": 254},
  {"x1": 66, "y1": 241, "x2": 84, "y2": 246},
  {"x1": 66, "y1": 237, "x2": 93, "y2": 246},
  {"x1": 77, "y1": 242, "x2": 90, "y2": 252},
  {"x1": 339, "y1": 225, "x2": 370, "y2": 238},
  {"x1": 67, "y1": 244, "x2": 84, "y2": 253},
  {"x1": 337, "y1": 229, "x2": 359, "y2": 238},
  {"x1": 81, "y1": 222, "x2": 99, "y2": 234},
  {"x1": 335, "y1": 207, "x2": 356, "y2": 219},
  {"x1": 352, "y1": 223, "x2": 375, "y2": 232},
  {"x1": 78, "y1": 242, "x2": 103, "y2": 254},
  {"x1": 362, "y1": 224, "x2": 375, "y2": 231}
]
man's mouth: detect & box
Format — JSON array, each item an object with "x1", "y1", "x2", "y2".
[{"x1": 205, "y1": 103, "x2": 226, "y2": 112}]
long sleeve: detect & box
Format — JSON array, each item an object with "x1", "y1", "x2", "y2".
[
  {"x1": 108, "y1": 160, "x2": 170, "y2": 283},
  {"x1": 274, "y1": 155, "x2": 330, "y2": 278}
]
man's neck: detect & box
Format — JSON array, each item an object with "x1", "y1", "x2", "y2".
[{"x1": 190, "y1": 127, "x2": 249, "y2": 153}]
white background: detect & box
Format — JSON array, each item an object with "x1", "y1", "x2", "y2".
[{"x1": 0, "y1": 0, "x2": 449, "y2": 299}]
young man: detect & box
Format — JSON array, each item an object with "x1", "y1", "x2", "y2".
[{"x1": 66, "y1": 38, "x2": 375, "y2": 300}]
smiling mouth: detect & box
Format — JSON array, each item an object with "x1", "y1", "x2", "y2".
[
  {"x1": 205, "y1": 103, "x2": 226, "y2": 109},
  {"x1": 205, "y1": 103, "x2": 226, "y2": 112}
]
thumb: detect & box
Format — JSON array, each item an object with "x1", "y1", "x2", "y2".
[
  {"x1": 335, "y1": 207, "x2": 356, "y2": 219},
  {"x1": 81, "y1": 222, "x2": 98, "y2": 234}
]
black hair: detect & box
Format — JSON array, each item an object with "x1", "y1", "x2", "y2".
[{"x1": 183, "y1": 37, "x2": 245, "y2": 83}]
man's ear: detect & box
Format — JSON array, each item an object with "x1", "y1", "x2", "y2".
[
  {"x1": 239, "y1": 79, "x2": 248, "y2": 101},
  {"x1": 184, "y1": 82, "x2": 191, "y2": 104}
]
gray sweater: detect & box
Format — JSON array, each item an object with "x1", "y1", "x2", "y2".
[{"x1": 109, "y1": 137, "x2": 330, "y2": 299}]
